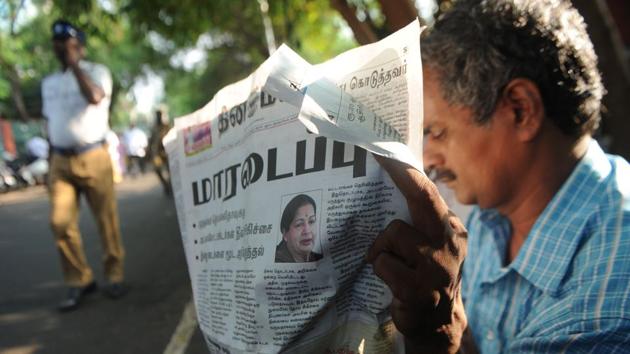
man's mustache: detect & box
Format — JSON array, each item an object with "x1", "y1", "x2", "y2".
[{"x1": 426, "y1": 167, "x2": 456, "y2": 183}]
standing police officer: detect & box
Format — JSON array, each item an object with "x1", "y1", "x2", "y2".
[{"x1": 42, "y1": 20, "x2": 127, "y2": 311}]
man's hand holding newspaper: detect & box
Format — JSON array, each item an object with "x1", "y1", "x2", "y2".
[{"x1": 368, "y1": 156, "x2": 468, "y2": 354}]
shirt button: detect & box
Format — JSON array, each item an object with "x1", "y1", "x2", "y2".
[{"x1": 486, "y1": 330, "x2": 495, "y2": 341}]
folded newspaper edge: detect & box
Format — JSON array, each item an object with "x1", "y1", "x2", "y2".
[{"x1": 262, "y1": 27, "x2": 423, "y2": 172}]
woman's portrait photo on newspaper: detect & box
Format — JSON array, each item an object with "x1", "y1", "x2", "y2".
[{"x1": 275, "y1": 192, "x2": 323, "y2": 263}]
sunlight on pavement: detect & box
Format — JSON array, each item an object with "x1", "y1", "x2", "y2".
[
  {"x1": 163, "y1": 299, "x2": 198, "y2": 354},
  {"x1": 0, "y1": 344, "x2": 42, "y2": 354},
  {"x1": 0, "y1": 309, "x2": 58, "y2": 328}
]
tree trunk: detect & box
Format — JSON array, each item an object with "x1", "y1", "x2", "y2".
[
  {"x1": 1, "y1": 0, "x2": 32, "y2": 121},
  {"x1": 573, "y1": 0, "x2": 630, "y2": 159},
  {"x1": 0, "y1": 60, "x2": 31, "y2": 121},
  {"x1": 330, "y1": 0, "x2": 378, "y2": 45},
  {"x1": 378, "y1": 0, "x2": 421, "y2": 31}
]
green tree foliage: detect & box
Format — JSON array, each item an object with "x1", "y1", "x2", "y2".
[
  {"x1": 124, "y1": 0, "x2": 357, "y2": 116},
  {"x1": 0, "y1": 0, "x2": 57, "y2": 120},
  {"x1": 0, "y1": 0, "x2": 358, "y2": 124},
  {"x1": 0, "y1": 0, "x2": 157, "y2": 126}
]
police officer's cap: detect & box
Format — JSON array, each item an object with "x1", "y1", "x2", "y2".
[{"x1": 52, "y1": 20, "x2": 86, "y2": 44}]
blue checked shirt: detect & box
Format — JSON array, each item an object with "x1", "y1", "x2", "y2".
[{"x1": 463, "y1": 140, "x2": 630, "y2": 353}]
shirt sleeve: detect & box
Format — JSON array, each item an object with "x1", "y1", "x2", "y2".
[
  {"x1": 508, "y1": 322, "x2": 630, "y2": 353},
  {"x1": 88, "y1": 63, "x2": 113, "y2": 97},
  {"x1": 41, "y1": 77, "x2": 50, "y2": 120}
]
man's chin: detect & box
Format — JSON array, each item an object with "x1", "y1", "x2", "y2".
[{"x1": 453, "y1": 188, "x2": 476, "y2": 206}]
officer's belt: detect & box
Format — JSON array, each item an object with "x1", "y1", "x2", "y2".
[{"x1": 51, "y1": 139, "x2": 105, "y2": 157}]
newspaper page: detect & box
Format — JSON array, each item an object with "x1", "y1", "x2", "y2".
[
  {"x1": 164, "y1": 20, "x2": 422, "y2": 353},
  {"x1": 264, "y1": 23, "x2": 422, "y2": 171}
]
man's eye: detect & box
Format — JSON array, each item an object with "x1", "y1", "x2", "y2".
[
  {"x1": 432, "y1": 128, "x2": 445, "y2": 139},
  {"x1": 424, "y1": 127, "x2": 445, "y2": 139}
]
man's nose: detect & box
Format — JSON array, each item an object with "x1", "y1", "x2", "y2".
[{"x1": 423, "y1": 140, "x2": 444, "y2": 173}]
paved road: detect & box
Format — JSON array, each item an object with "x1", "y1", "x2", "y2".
[{"x1": 0, "y1": 174, "x2": 207, "y2": 354}]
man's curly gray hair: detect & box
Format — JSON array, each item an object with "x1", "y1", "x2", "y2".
[{"x1": 421, "y1": 0, "x2": 604, "y2": 137}]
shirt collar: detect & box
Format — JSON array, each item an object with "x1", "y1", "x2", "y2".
[{"x1": 479, "y1": 139, "x2": 611, "y2": 294}]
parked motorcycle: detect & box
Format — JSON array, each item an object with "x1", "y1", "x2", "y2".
[{"x1": 0, "y1": 158, "x2": 19, "y2": 193}]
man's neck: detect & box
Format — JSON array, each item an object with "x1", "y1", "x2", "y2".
[{"x1": 499, "y1": 133, "x2": 590, "y2": 263}]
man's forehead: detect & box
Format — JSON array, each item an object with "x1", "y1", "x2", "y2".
[
  {"x1": 423, "y1": 108, "x2": 438, "y2": 127},
  {"x1": 422, "y1": 92, "x2": 443, "y2": 128},
  {"x1": 422, "y1": 67, "x2": 443, "y2": 123},
  {"x1": 421, "y1": 67, "x2": 467, "y2": 127}
]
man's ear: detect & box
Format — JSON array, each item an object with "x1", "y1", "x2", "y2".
[{"x1": 497, "y1": 78, "x2": 544, "y2": 142}]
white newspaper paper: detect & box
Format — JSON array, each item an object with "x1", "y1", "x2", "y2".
[{"x1": 164, "y1": 20, "x2": 422, "y2": 353}]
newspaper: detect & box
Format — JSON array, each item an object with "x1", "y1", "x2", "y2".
[{"x1": 164, "y1": 20, "x2": 422, "y2": 353}]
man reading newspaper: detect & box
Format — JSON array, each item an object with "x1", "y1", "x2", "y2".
[
  {"x1": 165, "y1": 0, "x2": 630, "y2": 353},
  {"x1": 369, "y1": 1, "x2": 630, "y2": 353}
]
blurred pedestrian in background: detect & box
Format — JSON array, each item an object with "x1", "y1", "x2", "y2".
[
  {"x1": 21, "y1": 135, "x2": 49, "y2": 185},
  {"x1": 105, "y1": 129, "x2": 124, "y2": 184},
  {"x1": 42, "y1": 19, "x2": 127, "y2": 312},
  {"x1": 25, "y1": 135, "x2": 49, "y2": 163},
  {"x1": 149, "y1": 106, "x2": 171, "y2": 195},
  {"x1": 122, "y1": 123, "x2": 148, "y2": 177}
]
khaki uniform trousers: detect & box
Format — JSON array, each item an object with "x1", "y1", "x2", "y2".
[{"x1": 49, "y1": 145, "x2": 124, "y2": 287}]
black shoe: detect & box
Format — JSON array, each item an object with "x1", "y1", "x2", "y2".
[
  {"x1": 58, "y1": 281, "x2": 97, "y2": 312},
  {"x1": 103, "y1": 282, "x2": 129, "y2": 299}
]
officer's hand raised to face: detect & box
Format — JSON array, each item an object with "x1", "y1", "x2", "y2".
[
  {"x1": 63, "y1": 37, "x2": 82, "y2": 68},
  {"x1": 367, "y1": 155, "x2": 468, "y2": 354}
]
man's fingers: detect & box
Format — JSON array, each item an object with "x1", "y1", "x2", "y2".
[
  {"x1": 390, "y1": 295, "x2": 446, "y2": 340},
  {"x1": 374, "y1": 154, "x2": 444, "y2": 215},
  {"x1": 390, "y1": 297, "x2": 424, "y2": 336},
  {"x1": 367, "y1": 219, "x2": 429, "y2": 264},
  {"x1": 374, "y1": 154, "x2": 450, "y2": 236},
  {"x1": 371, "y1": 251, "x2": 430, "y2": 304},
  {"x1": 374, "y1": 154, "x2": 431, "y2": 201}
]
